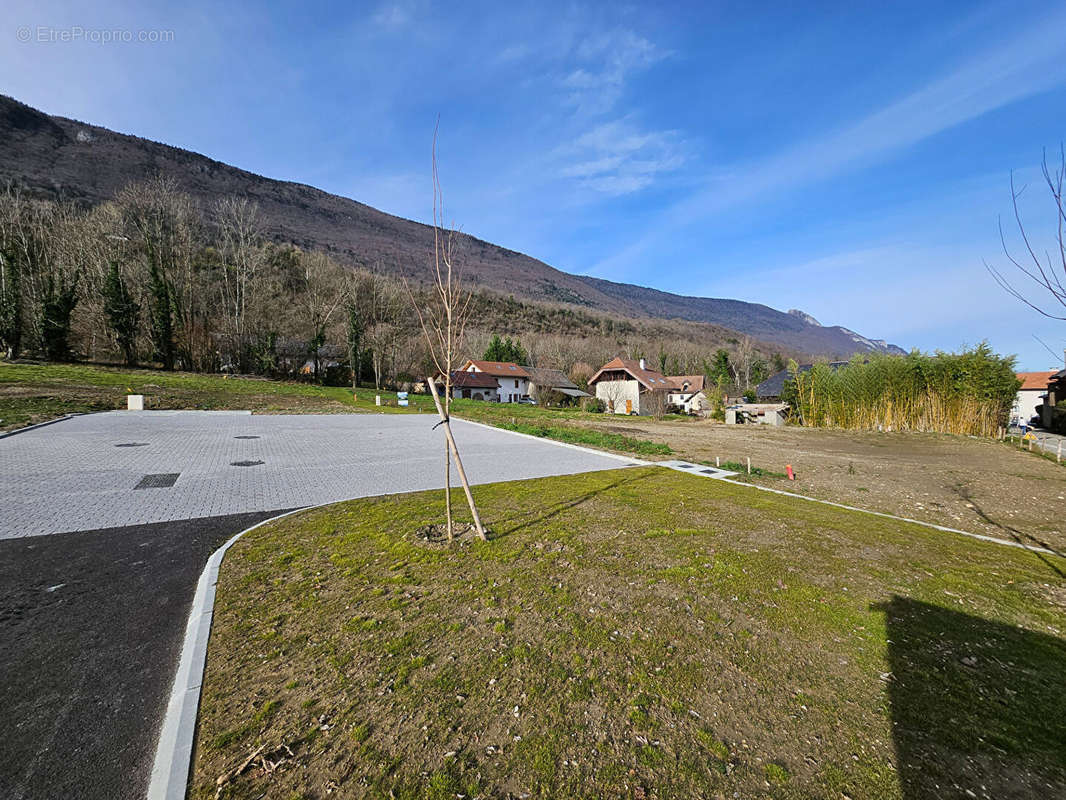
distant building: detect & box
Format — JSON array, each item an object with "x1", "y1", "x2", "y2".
[
  {"x1": 1013, "y1": 371, "x2": 1056, "y2": 426},
  {"x1": 725, "y1": 403, "x2": 789, "y2": 426},
  {"x1": 1039, "y1": 368, "x2": 1066, "y2": 430},
  {"x1": 588, "y1": 357, "x2": 672, "y2": 415},
  {"x1": 459, "y1": 360, "x2": 530, "y2": 403},
  {"x1": 449, "y1": 369, "x2": 500, "y2": 401},
  {"x1": 524, "y1": 366, "x2": 590, "y2": 405},
  {"x1": 666, "y1": 375, "x2": 708, "y2": 415},
  {"x1": 756, "y1": 361, "x2": 850, "y2": 401}
]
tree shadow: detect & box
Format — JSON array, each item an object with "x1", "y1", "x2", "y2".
[
  {"x1": 875, "y1": 596, "x2": 1066, "y2": 799},
  {"x1": 950, "y1": 484, "x2": 1066, "y2": 579},
  {"x1": 491, "y1": 472, "x2": 648, "y2": 539}
]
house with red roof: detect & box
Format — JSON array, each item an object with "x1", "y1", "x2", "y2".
[
  {"x1": 666, "y1": 375, "x2": 708, "y2": 415},
  {"x1": 588, "y1": 357, "x2": 674, "y2": 415},
  {"x1": 1013, "y1": 371, "x2": 1056, "y2": 426},
  {"x1": 459, "y1": 360, "x2": 531, "y2": 403}
]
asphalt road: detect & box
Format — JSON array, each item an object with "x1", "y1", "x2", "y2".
[
  {"x1": 0, "y1": 511, "x2": 288, "y2": 800},
  {"x1": 0, "y1": 411, "x2": 628, "y2": 800}
]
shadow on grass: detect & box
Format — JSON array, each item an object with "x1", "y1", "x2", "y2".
[
  {"x1": 876, "y1": 596, "x2": 1066, "y2": 799},
  {"x1": 951, "y1": 485, "x2": 1066, "y2": 579},
  {"x1": 491, "y1": 472, "x2": 649, "y2": 539}
]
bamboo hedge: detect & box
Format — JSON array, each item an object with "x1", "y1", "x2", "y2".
[{"x1": 786, "y1": 344, "x2": 1020, "y2": 437}]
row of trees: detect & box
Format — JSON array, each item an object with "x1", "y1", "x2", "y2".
[
  {"x1": 0, "y1": 177, "x2": 791, "y2": 398},
  {"x1": 0, "y1": 179, "x2": 426, "y2": 387},
  {"x1": 785, "y1": 345, "x2": 1019, "y2": 436}
]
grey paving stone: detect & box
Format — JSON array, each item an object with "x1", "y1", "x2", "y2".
[{"x1": 0, "y1": 411, "x2": 627, "y2": 539}]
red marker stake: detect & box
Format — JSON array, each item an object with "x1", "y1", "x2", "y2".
[{"x1": 786, "y1": 464, "x2": 795, "y2": 480}]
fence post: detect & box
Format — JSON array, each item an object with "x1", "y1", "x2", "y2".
[{"x1": 747, "y1": 457, "x2": 751, "y2": 475}]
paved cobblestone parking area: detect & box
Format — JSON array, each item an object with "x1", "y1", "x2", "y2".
[
  {"x1": 1, "y1": 410, "x2": 630, "y2": 538},
  {"x1": 0, "y1": 410, "x2": 629, "y2": 800}
]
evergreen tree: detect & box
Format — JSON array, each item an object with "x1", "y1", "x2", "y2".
[
  {"x1": 102, "y1": 262, "x2": 140, "y2": 366},
  {"x1": 483, "y1": 333, "x2": 505, "y2": 361},
  {"x1": 503, "y1": 336, "x2": 527, "y2": 364},
  {"x1": 0, "y1": 244, "x2": 21, "y2": 360},
  {"x1": 710, "y1": 349, "x2": 731, "y2": 384},
  {"x1": 146, "y1": 258, "x2": 175, "y2": 370},
  {"x1": 40, "y1": 271, "x2": 79, "y2": 361}
]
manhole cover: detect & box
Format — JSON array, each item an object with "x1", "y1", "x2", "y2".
[
  {"x1": 134, "y1": 473, "x2": 180, "y2": 489},
  {"x1": 115, "y1": 442, "x2": 149, "y2": 448},
  {"x1": 234, "y1": 435, "x2": 260, "y2": 440},
  {"x1": 231, "y1": 460, "x2": 265, "y2": 467}
]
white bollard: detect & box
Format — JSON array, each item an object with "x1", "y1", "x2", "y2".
[
  {"x1": 127, "y1": 394, "x2": 144, "y2": 411},
  {"x1": 375, "y1": 395, "x2": 381, "y2": 406}
]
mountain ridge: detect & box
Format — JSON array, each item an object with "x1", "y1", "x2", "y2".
[{"x1": 0, "y1": 94, "x2": 904, "y2": 358}]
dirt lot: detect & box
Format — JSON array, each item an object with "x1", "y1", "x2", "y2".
[{"x1": 580, "y1": 418, "x2": 1066, "y2": 554}]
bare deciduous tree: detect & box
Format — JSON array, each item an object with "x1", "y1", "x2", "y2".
[
  {"x1": 216, "y1": 197, "x2": 265, "y2": 368},
  {"x1": 729, "y1": 335, "x2": 756, "y2": 391},
  {"x1": 986, "y1": 148, "x2": 1066, "y2": 320},
  {"x1": 405, "y1": 128, "x2": 486, "y2": 542},
  {"x1": 300, "y1": 250, "x2": 348, "y2": 381}
]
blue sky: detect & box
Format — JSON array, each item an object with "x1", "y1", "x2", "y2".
[{"x1": 4, "y1": 0, "x2": 1066, "y2": 369}]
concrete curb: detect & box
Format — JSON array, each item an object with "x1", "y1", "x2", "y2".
[
  {"x1": 0, "y1": 413, "x2": 76, "y2": 439},
  {"x1": 145, "y1": 505, "x2": 312, "y2": 800},
  {"x1": 452, "y1": 416, "x2": 650, "y2": 466}
]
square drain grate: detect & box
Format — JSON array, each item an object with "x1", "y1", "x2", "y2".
[{"x1": 134, "y1": 473, "x2": 180, "y2": 489}]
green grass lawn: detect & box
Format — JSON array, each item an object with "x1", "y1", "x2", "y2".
[
  {"x1": 0, "y1": 361, "x2": 429, "y2": 430},
  {"x1": 192, "y1": 467, "x2": 1066, "y2": 800}
]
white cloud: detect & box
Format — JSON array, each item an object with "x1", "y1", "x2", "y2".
[
  {"x1": 560, "y1": 29, "x2": 666, "y2": 114},
  {"x1": 556, "y1": 117, "x2": 686, "y2": 196}
]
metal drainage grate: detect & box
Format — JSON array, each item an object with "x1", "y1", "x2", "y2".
[
  {"x1": 134, "y1": 473, "x2": 180, "y2": 489},
  {"x1": 233, "y1": 435, "x2": 260, "y2": 440},
  {"x1": 676, "y1": 463, "x2": 695, "y2": 468},
  {"x1": 115, "y1": 442, "x2": 149, "y2": 448},
  {"x1": 231, "y1": 460, "x2": 265, "y2": 467}
]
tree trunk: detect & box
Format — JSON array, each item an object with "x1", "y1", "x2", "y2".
[{"x1": 427, "y1": 375, "x2": 486, "y2": 540}]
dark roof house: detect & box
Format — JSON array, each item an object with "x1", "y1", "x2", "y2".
[
  {"x1": 524, "y1": 367, "x2": 590, "y2": 399},
  {"x1": 756, "y1": 361, "x2": 849, "y2": 400}
]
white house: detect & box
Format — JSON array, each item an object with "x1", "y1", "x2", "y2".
[
  {"x1": 666, "y1": 375, "x2": 708, "y2": 415},
  {"x1": 460, "y1": 360, "x2": 530, "y2": 403},
  {"x1": 588, "y1": 357, "x2": 672, "y2": 415},
  {"x1": 1013, "y1": 371, "x2": 1054, "y2": 425},
  {"x1": 449, "y1": 369, "x2": 500, "y2": 401}
]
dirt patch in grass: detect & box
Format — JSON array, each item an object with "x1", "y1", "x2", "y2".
[
  {"x1": 410, "y1": 522, "x2": 485, "y2": 547},
  {"x1": 570, "y1": 418, "x2": 1066, "y2": 553},
  {"x1": 192, "y1": 467, "x2": 1066, "y2": 800}
]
